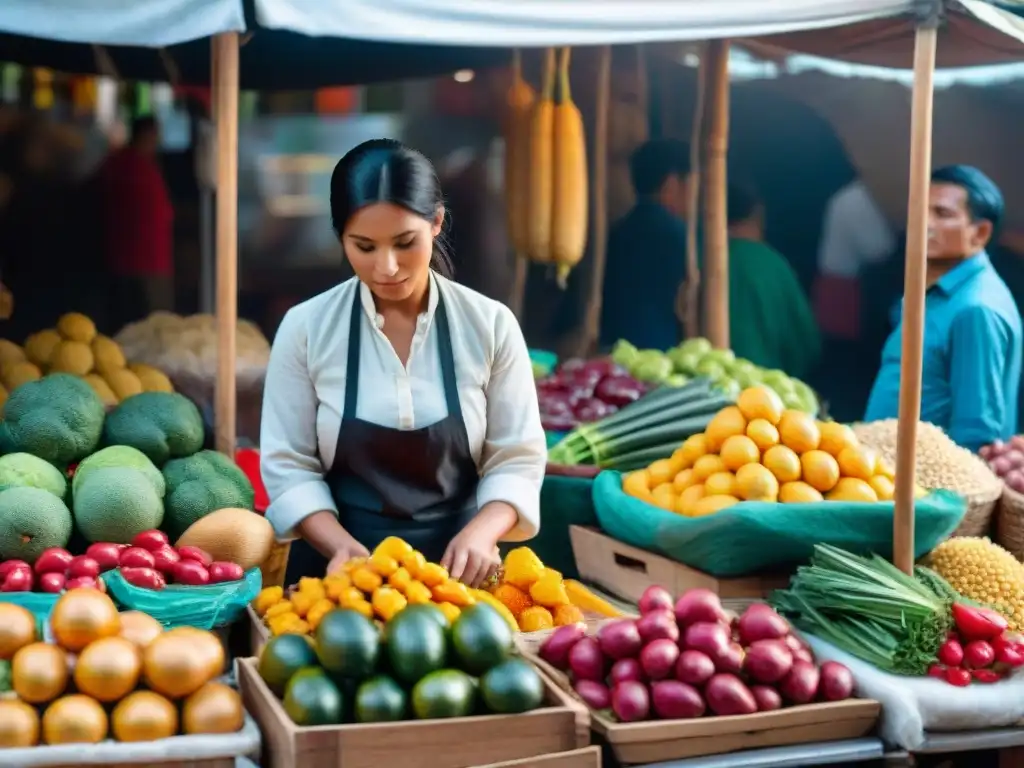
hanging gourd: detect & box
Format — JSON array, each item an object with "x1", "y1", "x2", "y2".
[
  {"x1": 525, "y1": 49, "x2": 557, "y2": 263},
  {"x1": 71, "y1": 77, "x2": 97, "y2": 116},
  {"x1": 549, "y1": 48, "x2": 588, "y2": 288},
  {"x1": 503, "y1": 50, "x2": 536, "y2": 263},
  {"x1": 32, "y1": 69, "x2": 54, "y2": 110}
]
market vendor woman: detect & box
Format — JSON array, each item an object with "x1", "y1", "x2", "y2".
[{"x1": 261, "y1": 139, "x2": 546, "y2": 587}]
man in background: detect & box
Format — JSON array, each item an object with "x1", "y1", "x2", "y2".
[
  {"x1": 727, "y1": 183, "x2": 820, "y2": 380},
  {"x1": 600, "y1": 139, "x2": 690, "y2": 351},
  {"x1": 865, "y1": 165, "x2": 1021, "y2": 451},
  {"x1": 97, "y1": 116, "x2": 174, "y2": 329}
]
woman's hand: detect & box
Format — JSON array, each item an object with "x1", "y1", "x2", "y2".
[
  {"x1": 442, "y1": 502, "x2": 518, "y2": 587},
  {"x1": 326, "y1": 535, "x2": 370, "y2": 576}
]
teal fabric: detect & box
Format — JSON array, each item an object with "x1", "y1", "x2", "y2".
[
  {"x1": 592, "y1": 470, "x2": 966, "y2": 577},
  {"x1": 530, "y1": 349, "x2": 558, "y2": 377},
  {"x1": 103, "y1": 567, "x2": 262, "y2": 629}
]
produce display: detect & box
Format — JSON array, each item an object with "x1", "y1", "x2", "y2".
[
  {"x1": 773, "y1": 544, "x2": 1024, "y2": 684},
  {"x1": 257, "y1": 603, "x2": 546, "y2": 725},
  {"x1": 548, "y1": 379, "x2": 731, "y2": 469},
  {"x1": 611, "y1": 337, "x2": 819, "y2": 413},
  {"x1": 536, "y1": 357, "x2": 650, "y2": 433},
  {"x1": 538, "y1": 585, "x2": 855, "y2": 722},
  {"x1": 0, "y1": 312, "x2": 175, "y2": 408},
  {"x1": 854, "y1": 420, "x2": 1002, "y2": 500},
  {"x1": 0, "y1": 589, "x2": 244, "y2": 746},
  {"x1": 981, "y1": 437, "x2": 1024, "y2": 493},
  {"x1": 927, "y1": 537, "x2": 1024, "y2": 632},
  {"x1": 253, "y1": 539, "x2": 616, "y2": 636},
  {"x1": 487, "y1": 547, "x2": 623, "y2": 631},
  {"x1": 620, "y1": 385, "x2": 911, "y2": 516}
]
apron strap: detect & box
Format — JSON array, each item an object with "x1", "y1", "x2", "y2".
[
  {"x1": 342, "y1": 284, "x2": 363, "y2": 421},
  {"x1": 434, "y1": 292, "x2": 463, "y2": 421}
]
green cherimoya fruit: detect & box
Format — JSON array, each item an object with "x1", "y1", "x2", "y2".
[
  {"x1": 162, "y1": 449, "x2": 255, "y2": 540},
  {"x1": 0, "y1": 486, "x2": 73, "y2": 562},
  {"x1": 73, "y1": 467, "x2": 165, "y2": 544},
  {"x1": 102, "y1": 392, "x2": 205, "y2": 466},
  {"x1": 0, "y1": 452, "x2": 67, "y2": 499},
  {"x1": 0, "y1": 374, "x2": 104, "y2": 466},
  {"x1": 73, "y1": 445, "x2": 165, "y2": 498}
]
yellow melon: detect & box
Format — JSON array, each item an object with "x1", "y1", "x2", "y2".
[{"x1": 175, "y1": 508, "x2": 274, "y2": 571}]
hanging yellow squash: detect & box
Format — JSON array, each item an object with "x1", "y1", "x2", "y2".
[
  {"x1": 549, "y1": 48, "x2": 588, "y2": 288},
  {"x1": 525, "y1": 49, "x2": 557, "y2": 263},
  {"x1": 503, "y1": 50, "x2": 535, "y2": 262}
]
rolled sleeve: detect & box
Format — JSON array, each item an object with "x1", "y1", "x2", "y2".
[
  {"x1": 476, "y1": 306, "x2": 546, "y2": 541},
  {"x1": 949, "y1": 306, "x2": 1012, "y2": 451},
  {"x1": 261, "y1": 308, "x2": 337, "y2": 539}
]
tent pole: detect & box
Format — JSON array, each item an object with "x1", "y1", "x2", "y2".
[
  {"x1": 701, "y1": 40, "x2": 729, "y2": 349},
  {"x1": 892, "y1": 22, "x2": 937, "y2": 574},
  {"x1": 682, "y1": 43, "x2": 708, "y2": 340},
  {"x1": 212, "y1": 32, "x2": 239, "y2": 456},
  {"x1": 581, "y1": 45, "x2": 612, "y2": 354}
]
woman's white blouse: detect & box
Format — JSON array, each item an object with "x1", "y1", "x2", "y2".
[{"x1": 260, "y1": 273, "x2": 546, "y2": 541}]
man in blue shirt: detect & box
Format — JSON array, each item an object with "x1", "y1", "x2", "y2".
[
  {"x1": 600, "y1": 139, "x2": 690, "y2": 350},
  {"x1": 864, "y1": 165, "x2": 1022, "y2": 451}
]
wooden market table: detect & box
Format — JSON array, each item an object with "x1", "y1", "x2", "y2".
[{"x1": 629, "y1": 737, "x2": 886, "y2": 767}]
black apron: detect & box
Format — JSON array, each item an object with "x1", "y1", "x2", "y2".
[{"x1": 285, "y1": 285, "x2": 480, "y2": 583}]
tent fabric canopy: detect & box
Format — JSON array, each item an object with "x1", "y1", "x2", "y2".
[{"x1": 0, "y1": 0, "x2": 245, "y2": 47}]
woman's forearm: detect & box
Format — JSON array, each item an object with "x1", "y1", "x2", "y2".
[
  {"x1": 297, "y1": 511, "x2": 357, "y2": 558},
  {"x1": 473, "y1": 502, "x2": 520, "y2": 544}
]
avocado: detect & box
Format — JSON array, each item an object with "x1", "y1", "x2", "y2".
[
  {"x1": 480, "y1": 658, "x2": 545, "y2": 714},
  {"x1": 282, "y1": 667, "x2": 344, "y2": 726},
  {"x1": 354, "y1": 675, "x2": 408, "y2": 723},
  {"x1": 258, "y1": 634, "x2": 317, "y2": 696},
  {"x1": 450, "y1": 604, "x2": 513, "y2": 675},
  {"x1": 411, "y1": 669, "x2": 476, "y2": 719},
  {"x1": 386, "y1": 610, "x2": 447, "y2": 685},
  {"x1": 315, "y1": 609, "x2": 381, "y2": 679}
]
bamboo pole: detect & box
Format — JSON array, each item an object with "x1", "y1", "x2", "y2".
[
  {"x1": 581, "y1": 46, "x2": 612, "y2": 353},
  {"x1": 701, "y1": 40, "x2": 730, "y2": 349},
  {"x1": 212, "y1": 33, "x2": 239, "y2": 456},
  {"x1": 682, "y1": 44, "x2": 708, "y2": 339},
  {"x1": 892, "y1": 24, "x2": 938, "y2": 575}
]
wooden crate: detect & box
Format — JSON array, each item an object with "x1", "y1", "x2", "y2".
[
  {"x1": 522, "y1": 649, "x2": 879, "y2": 765},
  {"x1": 471, "y1": 746, "x2": 601, "y2": 768},
  {"x1": 238, "y1": 657, "x2": 590, "y2": 768},
  {"x1": 570, "y1": 526, "x2": 789, "y2": 603},
  {"x1": 248, "y1": 604, "x2": 269, "y2": 656}
]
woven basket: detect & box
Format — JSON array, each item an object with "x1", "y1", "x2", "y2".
[
  {"x1": 997, "y1": 486, "x2": 1024, "y2": 559},
  {"x1": 515, "y1": 617, "x2": 613, "y2": 657},
  {"x1": 951, "y1": 485, "x2": 1003, "y2": 538}
]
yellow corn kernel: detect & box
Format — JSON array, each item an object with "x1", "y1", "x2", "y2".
[
  {"x1": 265, "y1": 600, "x2": 295, "y2": 620},
  {"x1": 351, "y1": 567, "x2": 384, "y2": 593},
  {"x1": 418, "y1": 563, "x2": 449, "y2": 588},
  {"x1": 928, "y1": 537, "x2": 1024, "y2": 631},
  {"x1": 254, "y1": 586, "x2": 284, "y2": 616},
  {"x1": 306, "y1": 599, "x2": 335, "y2": 630}
]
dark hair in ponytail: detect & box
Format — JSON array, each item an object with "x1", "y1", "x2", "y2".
[{"x1": 330, "y1": 138, "x2": 454, "y2": 278}]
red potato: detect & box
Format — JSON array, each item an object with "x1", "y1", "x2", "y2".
[
  {"x1": 37, "y1": 572, "x2": 65, "y2": 593},
  {"x1": 818, "y1": 661, "x2": 855, "y2": 701},
  {"x1": 573, "y1": 679, "x2": 611, "y2": 709},
  {"x1": 750, "y1": 685, "x2": 783, "y2": 712},
  {"x1": 120, "y1": 567, "x2": 166, "y2": 590},
  {"x1": 736, "y1": 604, "x2": 790, "y2": 645},
  {"x1": 780, "y1": 660, "x2": 820, "y2": 704},
  {"x1": 208, "y1": 561, "x2": 244, "y2": 583},
  {"x1": 131, "y1": 530, "x2": 170, "y2": 552},
  {"x1": 743, "y1": 639, "x2": 794, "y2": 684},
  {"x1": 151, "y1": 546, "x2": 181, "y2": 575},
  {"x1": 636, "y1": 609, "x2": 680, "y2": 644},
  {"x1": 174, "y1": 560, "x2": 210, "y2": 586},
  {"x1": 539, "y1": 624, "x2": 587, "y2": 669},
  {"x1": 675, "y1": 650, "x2": 716, "y2": 686},
  {"x1": 67, "y1": 556, "x2": 100, "y2": 579},
  {"x1": 611, "y1": 680, "x2": 650, "y2": 722},
  {"x1": 674, "y1": 589, "x2": 727, "y2": 627},
  {"x1": 120, "y1": 547, "x2": 156, "y2": 569},
  {"x1": 705, "y1": 674, "x2": 758, "y2": 716},
  {"x1": 597, "y1": 619, "x2": 643, "y2": 660},
  {"x1": 568, "y1": 637, "x2": 606, "y2": 682},
  {"x1": 651, "y1": 680, "x2": 705, "y2": 719},
  {"x1": 638, "y1": 585, "x2": 675, "y2": 615},
  {"x1": 640, "y1": 639, "x2": 680, "y2": 680},
  {"x1": 177, "y1": 546, "x2": 213, "y2": 567},
  {"x1": 34, "y1": 548, "x2": 73, "y2": 575},
  {"x1": 85, "y1": 543, "x2": 122, "y2": 572},
  {"x1": 0, "y1": 560, "x2": 29, "y2": 579},
  {"x1": 610, "y1": 658, "x2": 647, "y2": 686},
  {"x1": 682, "y1": 622, "x2": 731, "y2": 659},
  {"x1": 1, "y1": 567, "x2": 32, "y2": 592}
]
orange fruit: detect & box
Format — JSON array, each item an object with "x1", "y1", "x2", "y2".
[
  {"x1": 746, "y1": 419, "x2": 780, "y2": 452},
  {"x1": 374, "y1": 536, "x2": 413, "y2": 561},
  {"x1": 869, "y1": 475, "x2": 896, "y2": 501},
  {"x1": 762, "y1": 445, "x2": 802, "y2": 483},
  {"x1": 675, "y1": 484, "x2": 706, "y2": 515},
  {"x1": 720, "y1": 435, "x2": 760, "y2": 471},
  {"x1": 50, "y1": 588, "x2": 121, "y2": 652},
  {"x1": 736, "y1": 386, "x2": 785, "y2": 425},
  {"x1": 651, "y1": 483, "x2": 677, "y2": 511},
  {"x1": 74, "y1": 636, "x2": 142, "y2": 703},
  {"x1": 692, "y1": 454, "x2": 727, "y2": 482},
  {"x1": 838, "y1": 445, "x2": 879, "y2": 481},
  {"x1": 704, "y1": 406, "x2": 748, "y2": 452},
  {"x1": 826, "y1": 477, "x2": 879, "y2": 502},
  {"x1": 143, "y1": 628, "x2": 222, "y2": 699},
  {"x1": 112, "y1": 691, "x2": 179, "y2": 742},
  {"x1": 779, "y1": 481, "x2": 824, "y2": 503},
  {"x1": 675, "y1": 434, "x2": 709, "y2": 469},
  {"x1": 875, "y1": 457, "x2": 896, "y2": 480},
  {"x1": 778, "y1": 410, "x2": 821, "y2": 454},
  {"x1": 181, "y1": 682, "x2": 245, "y2": 735},
  {"x1": 0, "y1": 603, "x2": 37, "y2": 660},
  {"x1": 0, "y1": 699, "x2": 40, "y2": 747},
  {"x1": 819, "y1": 421, "x2": 859, "y2": 457},
  {"x1": 42, "y1": 695, "x2": 108, "y2": 745},
  {"x1": 735, "y1": 464, "x2": 780, "y2": 502},
  {"x1": 647, "y1": 458, "x2": 677, "y2": 486},
  {"x1": 118, "y1": 611, "x2": 163, "y2": 650},
  {"x1": 12, "y1": 642, "x2": 68, "y2": 704},
  {"x1": 400, "y1": 550, "x2": 426, "y2": 580},
  {"x1": 672, "y1": 469, "x2": 695, "y2": 492},
  {"x1": 801, "y1": 450, "x2": 841, "y2": 493},
  {"x1": 689, "y1": 495, "x2": 741, "y2": 517},
  {"x1": 705, "y1": 471, "x2": 738, "y2": 497}
]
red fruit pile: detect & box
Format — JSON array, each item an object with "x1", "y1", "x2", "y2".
[
  {"x1": 539, "y1": 585, "x2": 856, "y2": 722},
  {"x1": 929, "y1": 603, "x2": 1024, "y2": 686},
  {"x1": 1, "y1": 550, "x2": 109, "y2": 593}
]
